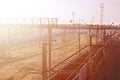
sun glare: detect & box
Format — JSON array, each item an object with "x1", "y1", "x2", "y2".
[{"x1": 0, "y1": 0, "x2": 46, "y2": 38}]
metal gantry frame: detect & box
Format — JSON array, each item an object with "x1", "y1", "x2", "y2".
[
  {"x1": 47, "y1": 25, "x2": 120, "y2": 80},
  {"x1": 0, "y1": 18, "x2": 120, "y2": 80},
  {"x1": 0, "y1": 18, "x2": 58, "y2": 80}
]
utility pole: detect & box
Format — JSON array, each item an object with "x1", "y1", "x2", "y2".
[
  {"x1": 39, "y1": 18, "x2": 41, "y2": 48},
  {"x1": 72, "y1": 12, "x2": 75, "y2": 38},
  {"x1": 48, "y1": 19, "x2": 52, "y2": 77},
  {"x1": 92, "y1": 16, "x2": 94, "y2": 25},
  {"x1": 72, "y1": 12, "x2": 75, "y2": 24},
  {"x1": 89, "y1": 28, "x2": 93, "y2": 80},
  {"x1": 100, "y1": 0, "x2": 104, "y2": 41},
  {"x1": 100, "y1": 0, "x2": 104, "y2": 25},
  {"x1": 78, "y1": 33, "x2": 80, "y2": 55},
  {"x1": 42, "y1": 42, "x2": 47, "y2": 80}
]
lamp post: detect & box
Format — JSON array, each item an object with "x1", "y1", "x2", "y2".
[
  {"x1": 72, "y1": 12, "x2": 75, "y2": 37},
  {"x1": 72, "y1": 12, "x2": 75, "y2": 25}
]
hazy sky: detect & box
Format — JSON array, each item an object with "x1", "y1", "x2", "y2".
[{"x1": 0, "y1": 0, "x2": 119, "y2": 24}]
